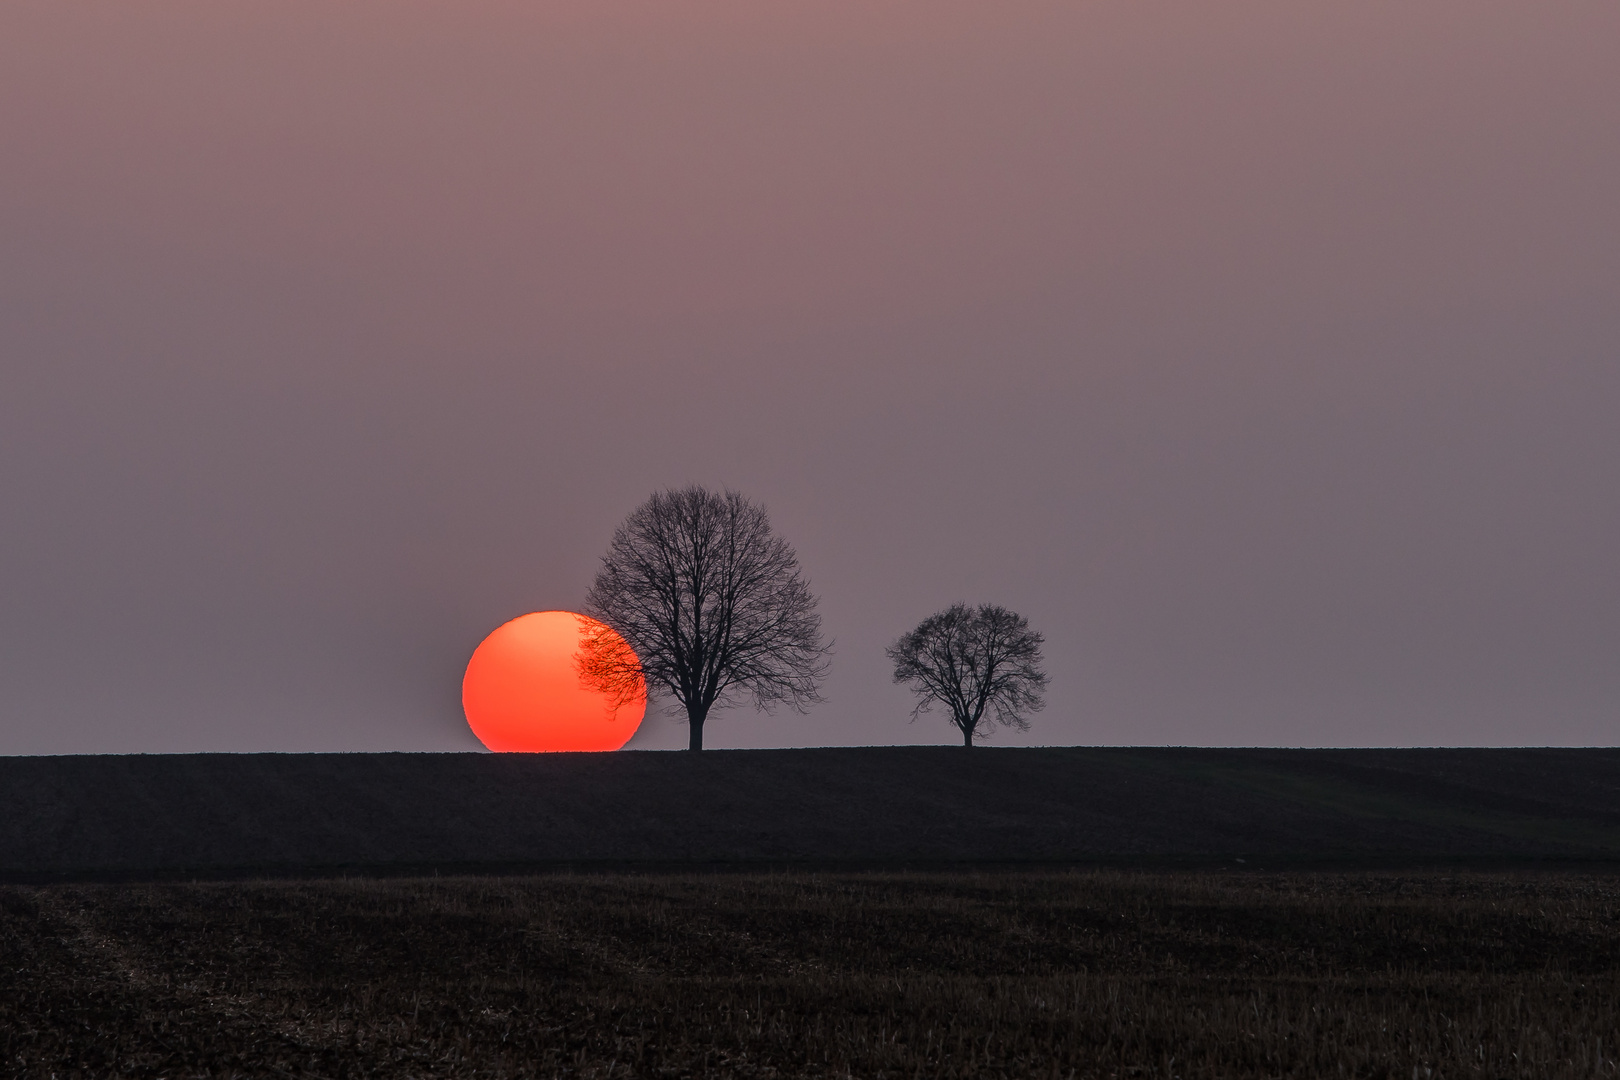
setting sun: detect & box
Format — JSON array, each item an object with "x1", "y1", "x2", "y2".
[{"x1": 462, "y1": 611, "x2": 645, "y2": 752}]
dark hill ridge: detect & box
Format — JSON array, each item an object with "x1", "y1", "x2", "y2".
[{"x1": 3, "y1": 746, "x2": 1619, "y2": 880}]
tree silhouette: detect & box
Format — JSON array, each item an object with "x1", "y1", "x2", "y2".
[
  {"x1": 887, "y1": 603, "x2": 1048, "y2": 748},
  {"x1": 580, "y1": 487, "x2": 829, "y2": 751}
]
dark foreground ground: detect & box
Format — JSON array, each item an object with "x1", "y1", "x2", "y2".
[
  {"x1": 4, "y1": 747, "x2": 1620, "y2": 880},
  {"x1": 4, "y1": 870, "x2": 1618, "y2": 1078}
]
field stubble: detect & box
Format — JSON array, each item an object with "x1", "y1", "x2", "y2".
[{"x1": 3, "y1": 871, "x2": 1618, "y2": 1078}]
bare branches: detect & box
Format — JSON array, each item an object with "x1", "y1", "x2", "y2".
[
  {"x1": 887, "y1": 603, "x2": 1048, "y2": 748},
  {"x1": 582, "y1": 487, "x2": 830, "y2": 751},
  {"x1": 574, "y1": 614, "x2": 647, "y2": 715}
]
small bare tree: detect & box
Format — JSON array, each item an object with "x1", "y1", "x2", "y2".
[
  {"x1": 579, "y1": 487, "x2": 829, "y2": 751},
  {"x1": 887, "y1": 603, "x2": 1048, "y2": 748}
]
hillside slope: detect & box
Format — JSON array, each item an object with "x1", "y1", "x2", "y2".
[{"x1": 3, "y1": 747, "x2": 1619, "y2": 880}]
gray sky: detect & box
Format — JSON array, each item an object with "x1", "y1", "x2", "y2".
[{"x1": 2, "y1": 0, "x2": 1617, "y2": 753}]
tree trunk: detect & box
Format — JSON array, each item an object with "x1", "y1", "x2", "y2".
[
  {"x1": 687, "y1": 708, "x2": 706, "y2": 752},
  {"x1": 961, "y1": 723, "x2": 974, "y2": 748}
]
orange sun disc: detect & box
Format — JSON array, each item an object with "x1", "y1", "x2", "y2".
[{"x1": 462, "y1": 611, "x2": 646, "y2": 752}]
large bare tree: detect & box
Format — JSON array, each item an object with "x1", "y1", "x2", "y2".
[
  {"x1": 579, "y1": 487, "x2": 829, "y2": 751},
  {"x1": 886, "y1": 603, "x2": 1048, "y2": 748}
]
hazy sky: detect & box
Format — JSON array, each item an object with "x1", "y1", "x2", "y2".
[{"x1": 2, "y1": 0, "x2": 1617, "y2": 753}]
